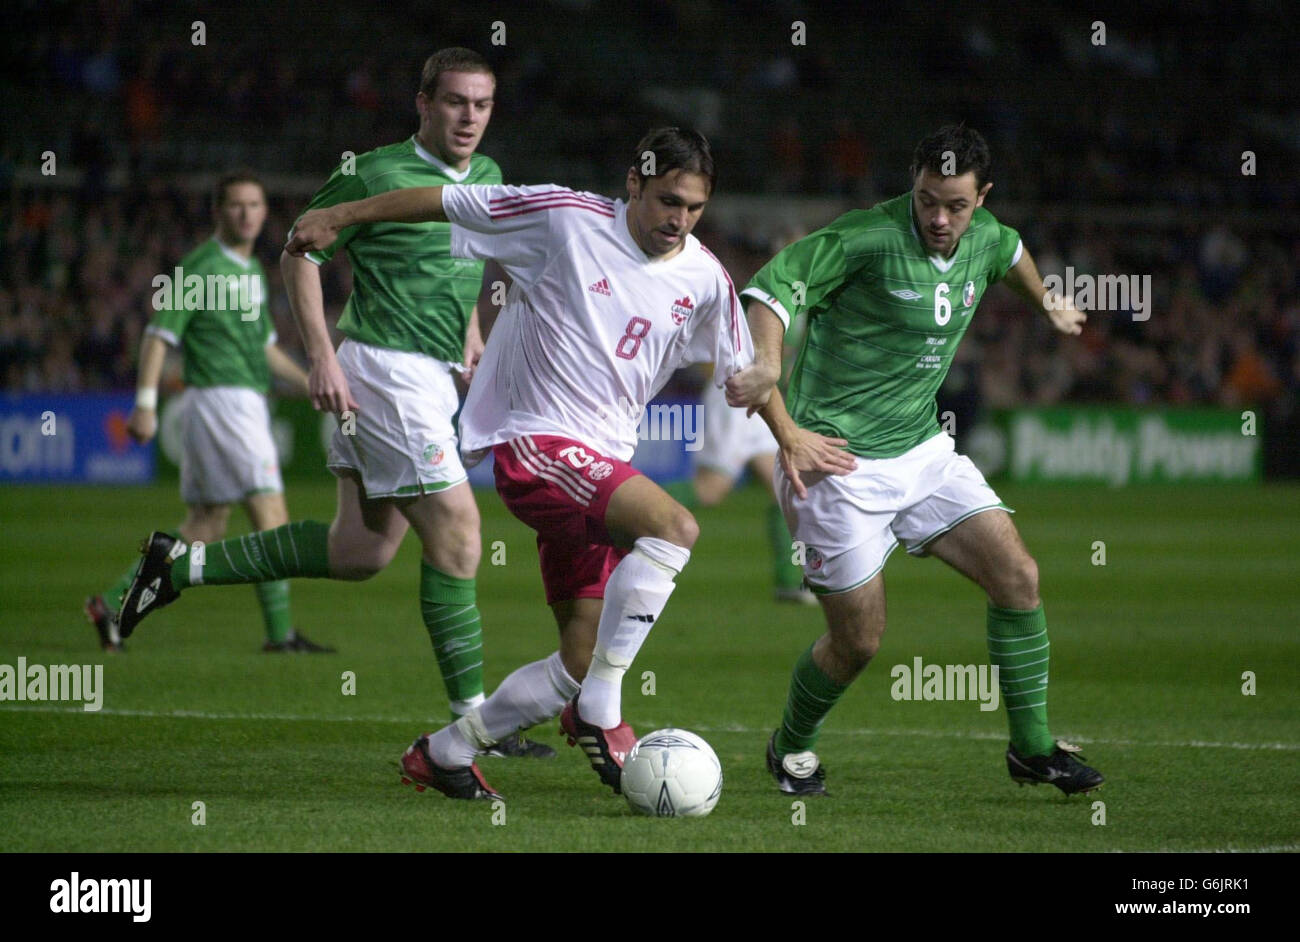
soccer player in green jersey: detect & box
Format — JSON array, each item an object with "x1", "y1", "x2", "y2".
[
  {"x1": 116, "y1": 48, "x2": 552, "y2": 757},
  {"x1": 85, "y1": 172, "x2": 331, "y2": 654},
  {"x1": 731, "y1": 125, "x2": 1105, "y2": 796}
]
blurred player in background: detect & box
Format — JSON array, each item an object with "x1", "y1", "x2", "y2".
[
  {"x1": 116, "y1": 48, "x2": 553, "y2": 757},
  {"x1": 286, "y1": 127, "x2": 760, "y2": 800},
  {"x1": 734, "y1": 125, "x2": 1105, "y2": 797},
  {"x1": 84, "y1": 171, "x2": 330, "y2": 653},
  {"x1": 669, "y1": 226, "x2": 813, "y2": 604}
]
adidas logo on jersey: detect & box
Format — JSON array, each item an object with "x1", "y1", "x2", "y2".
[
  {"x1": 670, "y1": 296, "x2": 694, "y2": 325},
  {"x1": 889, "y1": 288, "x2": 923, "y2": 301},
  {"x1": 588, "y1": 277, "x2": 612, "y2": 296}
]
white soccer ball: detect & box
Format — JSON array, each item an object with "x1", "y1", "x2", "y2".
[{"x1": 622, "y1": 728, "x2": 722, "y2": 817}]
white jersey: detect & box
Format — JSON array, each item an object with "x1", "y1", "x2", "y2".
[{"x1": 442, "y1": 184, "x2": 754, "y2": 461}]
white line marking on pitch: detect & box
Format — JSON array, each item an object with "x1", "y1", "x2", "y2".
[{"x1": 4, "y1": 705, "x2": 1298, "y2": 752}]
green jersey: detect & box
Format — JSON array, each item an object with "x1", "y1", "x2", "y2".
[
  {"x1": 742, "y1": 193, "x2": 1022, "y2": 458},
  {"x1": 148, "y1": 237, "x2": 272, "y2": 392},
  {"x1": 302, "y1": 136, "x2": 502, "y2": 361}
]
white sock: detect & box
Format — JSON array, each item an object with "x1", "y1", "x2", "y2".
[
  {"x1": 580, "y1": 537, "x2": 689, "y2": 729},
  {"x1": 428, "y1": 652, "x2": 579, "y2": 767},
  {"x1": 480, "y1": 651, "x2": 579, "y2": 739},
  {"x1": 427, "y1": 721, "x2": 479, "y2": 768},
  {"x1": 449, "y1": 692, "x2": 486, "y2": 717}
]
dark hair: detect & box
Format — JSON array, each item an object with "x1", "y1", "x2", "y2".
[
  {"x1": 212, "y1": 170, "x2": 264, "y2": 211},
  {"x1": 419, "y1": 47, "x2": 494, "y2": 98},
  {"x1": 631, "y1": 127, "x2": 717, "y2": 193},
  {"x1": 910, "y1": 124, "x2": 992, "y2": 190}
]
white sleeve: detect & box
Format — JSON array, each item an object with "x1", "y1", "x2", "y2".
[
  {"x1": 442, "y1": 184, "x2": 590, "y2": 289},
  {"x1": 682, "y1": 267, "x2": 754, "y2": 385}
]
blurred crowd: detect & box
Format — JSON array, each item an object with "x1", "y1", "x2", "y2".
[
  {"x1": 4, "y1": 0, "x2": 1299, "y2": 463},
  {"x1": 5, "y1": 184, "x2": 1297, "y2": 419}
]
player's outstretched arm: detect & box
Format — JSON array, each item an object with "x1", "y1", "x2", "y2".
[
  {"x1": 726, "y1": 298, "x2": 784, "y2": 409},
  {"x1": 280, "y1": 250, "x2": 358, "y2": 415},
  {"x1": 1002, "y1": 246, "x2": 1086, "y2": 336},
  {"x1": 266, "y1": 343, "x2": 311, "y2": 398},
  {"x1": 126, "y1": 332, "x2": 169, "y2": 443},
  {"x1": 758, "y1": 387, "x2": 857, "y2": 500},
  {"x1": 285, "y1": 186, "x2": 447, "y2": 256}
]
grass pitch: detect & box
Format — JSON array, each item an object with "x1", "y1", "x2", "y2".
[{"x1": 2, "y1": 480, "x2": 1297, "y2": 852}]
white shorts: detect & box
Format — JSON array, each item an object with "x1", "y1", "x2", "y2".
[
  {"x1": 179, "y1": 386, "x2": 283, "y2": 505},
  {"x1": 326, "y1": 339, "x2": 467, "y2": 498},
  {"x1": 776, "y1": 432, "x2": 1008, "y2": 594},
  {"x1": 694, "y1": 380, "x2": 778, "y2": 479}
]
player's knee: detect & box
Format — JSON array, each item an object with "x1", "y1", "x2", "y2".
[
  {"x1": 661, "y1": 506, "x2": 699, "y2": 549},
  {"x1": 831, "y1": 631, "x2": 879, "y2": 672},
  {"x1": 995, "y1": 554, "x2": 1039, "y2": 608},
  {"x1": 329, "y1": 537, "x2": 398, "y2": 581},
  {"x1": 423, "y1": 522, "x2": 480, "y2": 577}
]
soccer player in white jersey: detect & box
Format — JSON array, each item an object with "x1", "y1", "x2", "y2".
[{"x1": 288, "y1": 127, "x2": 762, "y2": 800}]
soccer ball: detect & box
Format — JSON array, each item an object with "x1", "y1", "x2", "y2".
[{"x1": 621, "y1": 728, "x2": 722, "y2": 817}]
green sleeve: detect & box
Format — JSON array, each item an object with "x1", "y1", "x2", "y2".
[
  {"x1": 989, "y1": 220, "x2": 1022, "y2": 284},
  {"x1": 744, "y1": 215, "x2": 874, "y2": 327},
  {"x1": 300, "y1": 160, "x2": 371, "y2": 265}
]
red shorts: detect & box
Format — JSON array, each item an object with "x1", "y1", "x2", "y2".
[{"x1": 492, "y1": 434, "x2": 642, "y2": 605}]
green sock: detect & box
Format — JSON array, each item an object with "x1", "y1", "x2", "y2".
[
  {"x1": 774, "y1": 643, "x2": 849, "y2": 755},
  {"x1": 987, "y1": 603, "x2": 1054, "y2": 756},
  {"x1": 254, "y1": 580, "x2": 293, "y2": 644},
  {"x1": 768, "y1": 503, "x2": 803, "y2": 591},
  {"x1": 171, "y1": 521, "x2": 332, "y2": 589},
  {"x1": 419, "y1": 562, "x2": 485, "y2": 721},
  {"x1": 104, "y1": 528, "x2": 181, "y2": 609},
  {"x1": 663, "y1": 480, "x2": 698, "y2": 509}
]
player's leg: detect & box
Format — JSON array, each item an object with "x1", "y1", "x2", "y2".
[
  {"x1": 749, "y1": 453, "x2": 811, "y2": 602},
  {"x1": 118, "y1": 471, "x2": 403, "y2": 637},
  {"x1": 765, "y1": 449, "x2": 902, "y2": 794},
  {"x1": 424, "y1": 599, "x2": 596, "y2": 772},
  {"x1": 767, "y1": 574, "x2": 886, "y2": 795},
  {"x1": 241, "y1": 491, "x2": 293, "y2": 648},
  {"x1": 578, "y1": 473, "x2": 697, "y2": 730},
  {"x1": 899, "y1": 445, "x2": 1102, "y2": 793},
  {"x1": 243, "y1": 490, "x2": 336, "y2": 652},
  {"x1": 399, "y1": 484, "x2": 492, "y2": 721},
  {"x1": 924, "y1": 509, "x2": 1053, "y2": 751},
  {"x1": 689, "y1": 466, "x2": 734, "y2": 507},
  {"x1": 90, "y1": 504, "x2": 222, "y2": 650}
]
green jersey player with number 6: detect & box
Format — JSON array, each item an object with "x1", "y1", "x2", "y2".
[{"x1": 728, "y1": 125, "x2": 1105, "y2": 798}]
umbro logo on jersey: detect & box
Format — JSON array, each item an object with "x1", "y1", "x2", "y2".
[
  {"x1": 670, "y1": 296, "x2": 694, "y2": 325},
  {"x1": 889, "y1": 289, "x2": 923, "y2": 300},
  {"x1": 588, "y1": 277, "x2": 612, "y2": 296}
]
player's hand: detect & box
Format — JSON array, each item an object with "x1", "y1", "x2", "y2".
[
  {"x1": 285, "y1": 209, "x2": 341, "y2": 257},
  {"x1": 1044, "y1": 291, "x2": 1086, "y2": 335},
  {"x1": 125, "y1": 407, "x2": 157, "y2": 444},
  {"x1": 308, "y1": 353, "x2": 360, "y2": 416},
  {"x1": 778, "y1": 427, "x2": 857, "y2": 500},
  {"x1": 725, "y1": 362, "x2": 779, "y2": 410},
  {"x1": 462, "y1": 325, "x2": 484, "y2": 385}
]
